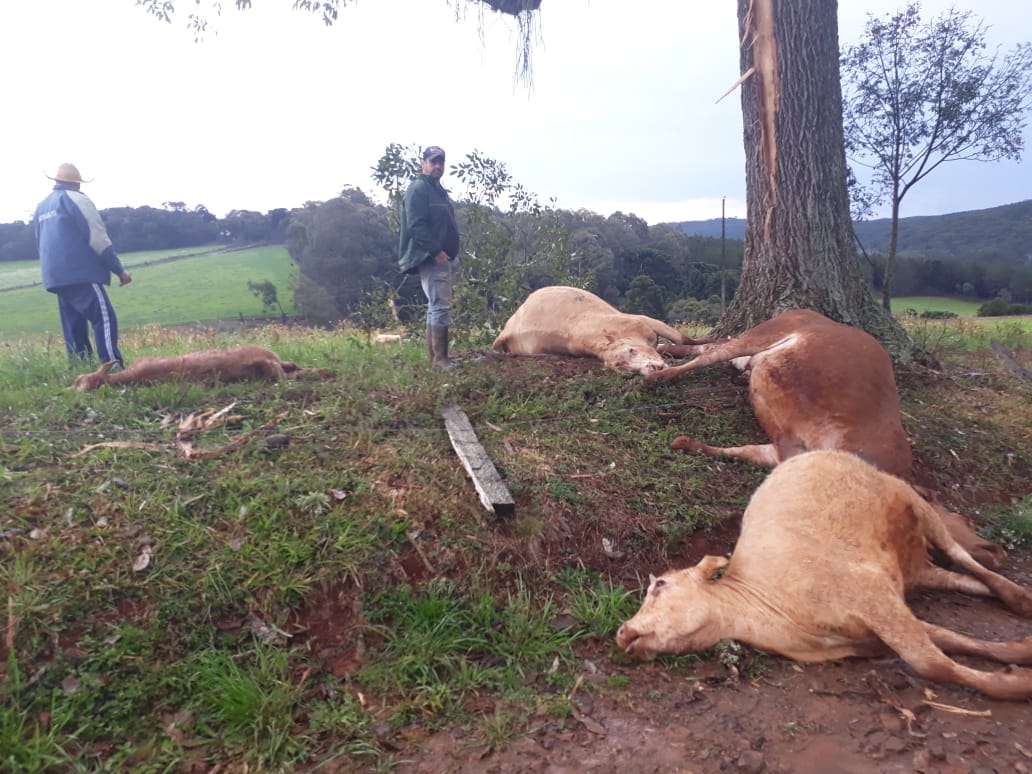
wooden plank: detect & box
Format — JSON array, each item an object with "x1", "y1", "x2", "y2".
[{"x1": 441, "y1": 404, "x2": 515, "y2": 516}]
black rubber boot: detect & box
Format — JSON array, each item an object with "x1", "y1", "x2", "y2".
[
  {"x1": 430, "y1": 325, "x2": 452, "y2": 369},
  {"x1": 426, "y1": 322, "x2": 436, "y2": 365}
]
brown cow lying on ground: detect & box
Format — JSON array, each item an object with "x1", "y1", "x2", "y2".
[
  {"x1": 644, "y1": 309, "x2": 1006, "y2": 568},
  {"x1": 72, "y1": 345, "x2": 300, "y2": 391},
  {"x1": 492, "y1": 286, "x2": 702, "y2": 376},
  {"x1": 616, "y1": 451, "x2": 1032, "y2": 700}
]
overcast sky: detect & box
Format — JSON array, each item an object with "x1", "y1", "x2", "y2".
[{"x1": 2, "y1": 0, "x2": 1029, "y2": 226}]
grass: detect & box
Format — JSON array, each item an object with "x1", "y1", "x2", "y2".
[
  {"x1": 0, "y1": 245, "x2": 297, "y2": 338},
  {"x1": 892, "y1": 295, "x2": 986, "y2": 317},
  {"x1": 0, "y1": 246, "x2": 231, "y2": 292},
  {"x1": 0, "y1": 316, "x2": 1030, "y2": 769},
  {"x1": 900, "y1": 313, "x2": 1032, "y2": 355}
]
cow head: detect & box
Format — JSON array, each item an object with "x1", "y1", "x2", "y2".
[
  {"x1": 615, "y1": 555, "x2": 730, "y2": 657},
  {"x1": 599, "y1": 339, "x2": 667, "y2": 376}
]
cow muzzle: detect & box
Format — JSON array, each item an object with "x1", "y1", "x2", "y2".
[{"x1": 615, "y1": 622, "x2": 656, "y2": 658}]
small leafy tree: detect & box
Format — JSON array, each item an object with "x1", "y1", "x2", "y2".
[
  {"x1": 623, "y1": 275, "x2": 665, "y2": 319},
  {"x1": 452, "y1": 148, "x2": 572, "y2": 333},
  {"x1": 369, "y1": 143, "x2": 421, "y2": 233},
  {"x1": 285, "y1": 192, "x2": 396, "y2": 326},
  {"x1": 841, "y1": 2, "x2": 1032, "y2": 310},
  {"x1": 247, "y1": 279, "x2": 288, "y2": 320}
]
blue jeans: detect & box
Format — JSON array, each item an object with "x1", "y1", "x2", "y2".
[
  {"x1": 418, "y1": 256, "x2": 459, "y2": 327},
  {"x1": 55, "y1": 283, "x2": 124, "y2": 366}
]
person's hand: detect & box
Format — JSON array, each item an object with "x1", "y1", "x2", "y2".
[
  {"x1": 434, "y1": 251, "x2": 450, "y2": 264},
  {"x1": 119, "y1": 271, "x2": 132, "y2": 286}
]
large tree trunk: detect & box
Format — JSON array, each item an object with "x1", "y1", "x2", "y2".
[{"x1": 726, "y1": 0, "x2": 935, "y2": 367}]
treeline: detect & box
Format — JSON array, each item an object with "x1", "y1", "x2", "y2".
[
  {"x1": 855, "y1": 199, "x2": 1032, "y2": 305},
  {"x1": 0, "y1": 205, "x2": 291, "y2": 263},
  {"x1": 4, "y1": 183, "x2": 1028, "y2": 327},
  {"x1": 674, "y1": 199, "x2": 1032, "y2": 306},
  {"x1": 865, "y1": 252, "x2": 1032, "y2": 305},
  {"x1": 282, "y1": 186, "x2": 742, "y2": 329}
]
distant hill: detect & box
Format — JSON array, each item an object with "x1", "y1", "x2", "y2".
[
  {"x1": 667, "y1": 217, "x2": 747, "y2": 241},
  {"x1": 667, "y1": 199, "x2": 1032, "y2": 264}
]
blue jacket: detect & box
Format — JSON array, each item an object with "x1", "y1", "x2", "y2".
[{"x1": 34, "y1": 183, "x2": 125, "y2": 292}]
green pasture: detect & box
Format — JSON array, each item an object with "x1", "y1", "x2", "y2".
[
  {"x1": 0, "y1": 246, "x2": 297, "y2": 340},
  {"x1": 0, "y1": 259, "x2": 45, "y2": 291},
  {"x1": 0, "y1": 246, "x2": 228, "y2": 291},
  {"x1": 894, "y1": 295, "x2": 1032, "y2": 336},
  {"x1": 892, "y1": 296, "x2": 983, "y2": 317}
]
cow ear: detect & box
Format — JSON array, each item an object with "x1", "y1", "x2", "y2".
[
  {"x1": 98, "y1": 361, "x2": 117, "y2": 375},
  {"x1": 695, "y1": 555, "x2": 730, "y2": 580},
  {"x1": 648, "y1": 573, "x2": 657, "y2": 586}
]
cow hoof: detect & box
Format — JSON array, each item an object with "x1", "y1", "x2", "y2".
[{"x1": 671, "y1": 436, "x2": 703, "y2": 453}]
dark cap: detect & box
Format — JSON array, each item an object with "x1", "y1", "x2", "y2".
[{"x1": 422, "y1": 145, "x2": 446, "y2": 161}]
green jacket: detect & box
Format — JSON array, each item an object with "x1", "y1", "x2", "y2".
[{"x1": 398, "y1": 175, "x2": 459, "y2": 274}]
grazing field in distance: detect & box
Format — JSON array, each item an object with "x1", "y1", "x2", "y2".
[
  {"x1": 0, "y1": 245, "x2": 297, "y2": 339},
  {"x1": 892, "y1": 295, "x2": 984, "y2": 317}
]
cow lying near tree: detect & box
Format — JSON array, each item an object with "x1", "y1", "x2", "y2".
[
  {"x1": 644, "y1": 309, "x2": 1005, "y2": 568},
  {"x1": 72, "y1": 345, "x2": 301, "y2": 391},
  {"x1": 492, "y1": 286, "x2": 707, "y2": 376},
  {"x1": 616, "y1": 451, "x2": 1032, "y2": 700}
]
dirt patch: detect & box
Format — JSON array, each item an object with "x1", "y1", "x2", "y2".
[{"x1": 387, "y1": 552, "x2": 1032, "y2": 774}]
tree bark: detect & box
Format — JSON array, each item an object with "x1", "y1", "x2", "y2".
[{"x1": 727, "y1": 0, "x2": 935, "y2": 368}]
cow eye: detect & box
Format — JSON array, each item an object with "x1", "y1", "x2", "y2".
[{"x1": 652, "y1": 579, "x2": 666, "y2": 591}]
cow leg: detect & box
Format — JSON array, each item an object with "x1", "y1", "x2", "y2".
[
  {"x1": 671, "y1": 435, "x2": 780, "y2": 467},
  {"x1": 648, "y1": 336, "x2": 791, "y2": 384},
  {"x1": 657, "y1": 343, "x2": 710, "y2": 358},
  {"x1": 931, "y1": 505, "x2": 1007, "y2": 570},
  {"x1": 254, "y1": 360, "x2": 287, "y2": 381},
  {"x1": 864, "y1": 597, "x2": 1032, "y2": 700},
  {"x1": 922, "y1": 622, "x2": 1032, "y2": 665},
  {"x1": 910, "y1": 565, "x2": 994, "y2": 597},
  {"x1": 911, "y1": 486, "x2": 1008, "y2": 571},
  {"x1": 918, "y1": 500, "x2": 1032, "y2": 617},
  {"x1": 636, "y1": 317, "x2": 690, "y2": 346}
]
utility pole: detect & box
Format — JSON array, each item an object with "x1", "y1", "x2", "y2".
[{"x1": 720, "y1": 197, "x2": 727, "y2": 313}]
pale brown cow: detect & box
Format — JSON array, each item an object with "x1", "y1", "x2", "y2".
[
  {"x1": 644, "y1": 309, "x2": 1005, "y2": 568},
  {"x1": 492, "y1": 286, "x2": 702, "y2": 376},
  {"x1": 616, "y1": 451, "x2": 1032, "y2": 700},
  {"x1": 72, "y1": 345, "x2": 300, "y2": 391}
]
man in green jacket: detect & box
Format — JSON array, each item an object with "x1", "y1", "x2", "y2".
[{"x1": 399, "y1": 145, "x2": 461, "y2": 368}]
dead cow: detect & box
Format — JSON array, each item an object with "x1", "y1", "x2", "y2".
[
  {"x1": 616, "y1": 451, "x2": 1032, "y2": 700},
  {"x1": 492, "y1": 286, "x2": 700, "y2": 375},
  {"x1": 72, "y1": 345, "x2": 300, "y2": 392},
  {"x1": 645, "y1": 309, "x2": 1005, "y2": 568}
]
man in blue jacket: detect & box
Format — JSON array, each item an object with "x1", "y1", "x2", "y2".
[
  {"x1": 398, "y1": 145, "x2": 460, "y2": 368},
  {"x1": 34, "y1": 163, "x2": 132, "y2": 367}
]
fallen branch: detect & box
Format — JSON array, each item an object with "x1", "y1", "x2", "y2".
[
  {"x1": 176, "y1": 410, "x2": 288, "y2": 460},
  {"x1": 921, "y1": 699, "x2": 992, "y2": 718},
  {"x1": 74, "y1": 402, "x2": 287, "y2": 460}
]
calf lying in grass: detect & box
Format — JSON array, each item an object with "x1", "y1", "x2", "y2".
[{"x1": 72, "y1": 345, "x2": 301, "y2": 391}]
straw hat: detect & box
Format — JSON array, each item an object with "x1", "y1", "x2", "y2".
[{"x1": 47, "y1": 163, "x2": 93, "y2": 184}]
